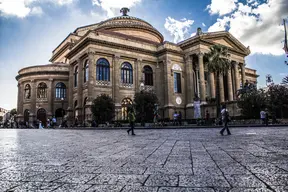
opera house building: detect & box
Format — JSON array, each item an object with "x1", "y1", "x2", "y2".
[{"x1": 16, "y1": 8, "x2": 258, "y2": 125}]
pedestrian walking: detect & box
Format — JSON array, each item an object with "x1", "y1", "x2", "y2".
[
  {"x1": 205, "y1": 110, "x2": 210, "y2": 125},
  {"x1": 39, "y1": 120, "x2": 44, "y2": 129},
  {"x1": 260, "y1": 109, "x2": 266, "y2": 125},
  {"x1": 220, "y1": 105, "x2": 231, "y2": 136},
  {"x1": 52, "y1": 116, "x2": 56, "y2": 128},
  {"x1": 127, "y1": 107, "x2": 136, "y2": 135},
  {"x1": 173, "y1": 111, "x2": 178, "y2": 126}
]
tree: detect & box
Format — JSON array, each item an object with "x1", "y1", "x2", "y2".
[
  {"x1": 266, "y1": 84, "x2": 288, "y2": 118},
  {"x1": 91, "y1": 94, "x2": 115, "y2": 123},
  {"x1": 133, "y1": 91, "x2": 159, "y2": 123},
  {"x1": 282, "y1": 75, "x2": 288, "y2": 84},
  {"x1": 10, "y1": 108, "x2": 17, "y2": 116},
  {"x1": 237, "y1": 88, "x2": 266, "y2": 118},
  {"x1": 204, "y1": 44, "x2": 231, "y2": 117}
]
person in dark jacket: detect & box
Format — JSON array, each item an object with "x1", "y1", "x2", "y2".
[{"x1": 127, "y1": 107, "x2": 136, "y2": 135}]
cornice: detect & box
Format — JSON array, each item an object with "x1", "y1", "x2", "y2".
[
  {"x1": 50, "y1": 43, "x2": 71, "y2": 62},
  {"x1": 16, "y1": 71, "x2": 69, "y2": 81},
  {"x1": 65, "y1": 37, "x2": 157, "y2": 59},
  {"x1": 156, "y1": 48, "x2": 184, "y2": 57}
]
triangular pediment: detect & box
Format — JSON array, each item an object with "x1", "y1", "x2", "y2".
[{"x1": 202, "y1": 32, "x2": 250, "y2": 55}]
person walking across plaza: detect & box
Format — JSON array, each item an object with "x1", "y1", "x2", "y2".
[
  {"x1": 127, "y1": 107, "x2": 136, "y2": 135},
  {"x1": 260, "y1": 109, "x2": 266, "y2": 125},
  {"x1": 220, "y1": 105, "x2": 231, "y2": 136}
]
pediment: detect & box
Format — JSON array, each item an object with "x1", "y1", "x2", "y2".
[{"x1": 202, "y1": 32, "x2": 250, "y2": 55}]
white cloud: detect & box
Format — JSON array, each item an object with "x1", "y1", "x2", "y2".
[
  {"x1": 190, "y1": 32, "x2": 196, "y2": 37},
  {"x1": 0, "y1": 0, "x2": 75, "y2": 18},
  {"x1": 208, "y1": 17, "x2": 230, "y2": 32},
  {"x1": 164, "y1": 17, "x2": 194, "y2": 43},
  {"x1": 207, "y1": 0, "x2": 288, "y2": 55},
  {"x1": 92, "y1": 0, "x2": 141, "y2": 17},
  {"x1": 202, "y1": 22, "x2": 206, "y2": 27},
  {"x1": 207, "y1": 0, "x2": 238, "y2": 16}
]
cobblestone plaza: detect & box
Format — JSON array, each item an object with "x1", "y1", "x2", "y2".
[{"x1": 0, "y1": 127, "x2": 287, "y2": 191}]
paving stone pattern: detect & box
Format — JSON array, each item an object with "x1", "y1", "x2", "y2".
[{"x1": 0, "y1": 127, "x2": 288, "y2": 191}]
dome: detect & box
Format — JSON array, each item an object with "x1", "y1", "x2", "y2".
[{"x1": 96, "y1": 12, "x2": 164, "y2": 43}]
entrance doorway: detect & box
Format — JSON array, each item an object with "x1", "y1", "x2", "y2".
[
  {"x1": 37, "y1": 108, "x2": 47, "y2": 127},
  {"x1": 24, "y1": 109, "x2": 29, "y2": 123}
]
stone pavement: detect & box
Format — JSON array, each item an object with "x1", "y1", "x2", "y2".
[{"x1": 0, "y1": 127, "x2": 287, "y2": 192}]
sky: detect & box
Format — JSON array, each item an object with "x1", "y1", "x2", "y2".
[{"x1": 0, "y1": 0, "x2": 287, "y2": 110}]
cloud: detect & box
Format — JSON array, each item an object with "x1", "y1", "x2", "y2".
[
  {"x1": 164, "y1": 17, "x2": 194, "y2": 43},
  {"x1": 92, "y1": 0, "x2": 141, "y2": 17},
  {"x1": 207, "y1": 0, "x2": 238, "y2": 16},
  {"x1": 0, "y1": 0, "x2": 75, "y2": 18},
  {"x1": 207, "y1": 0, "x2": 288, "y2": 55},
  {"x1": 202, "y1": 22, "x2": 206, "y2": 27}
]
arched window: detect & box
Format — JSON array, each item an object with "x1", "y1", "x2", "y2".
[
  {"x1": 84, "y1": 60, "x2": 89, "y2": 83},
  {"x1": 37, "y1": 82, "x2": 47, "y2": 98},
  {"x1": 24, "y1": 84, "x2": 31, "y2": 99},
  {"x1": 74, "y1": 66, "x2": 78, "y2": 87},
  {"x1": 55, "y1": 82, "x2": 66, "y2": 99},
  {"x1": 96, "y1": 58, "x2": 110, "y2": 81},
  {"x1": 121, "y1": 62, "x2": 133, "y2": 84},
  {"x1": 121, "y1": 98, "x2": 133, "y2": 120},
  {"x1": 143, "y1": 65, "x2": 153, "y2": 86}
]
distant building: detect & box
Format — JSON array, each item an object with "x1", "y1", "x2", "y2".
[
  {"x1": 16, "y1": 8, "x2": 258, "y2": 125},
  {"x1": 0, "y1": 107, "x2": 9, "y2": 121}
]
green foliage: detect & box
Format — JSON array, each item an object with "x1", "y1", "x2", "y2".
[
  {"x1": 10, "y1": 108, "x2": 17, "y2": 116},
  {"x1": 133, "y1": 91, "x2": 159, "y2": 122},
  {"x1": 91, "y1": 94, "x2": 115, "y2": 123},
  {"x1": 204, "y1": 44, "x2": 230, "y2": 117},
  {"x1": 282, "y1": 75, "x2": 288, "y2": 84},
  {"x1": 237, "y1": 88, "x2": 267, "y2": 118},
  {"x1": 266, "y1": 85, "x2": 288, "y2": 118}
]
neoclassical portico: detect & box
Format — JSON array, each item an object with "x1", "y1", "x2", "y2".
[{"x1": 16, "y1": 9, "x2": 258, "y2": 125}]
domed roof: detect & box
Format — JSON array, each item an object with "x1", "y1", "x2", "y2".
[{"x1": 95, "y1": 9, "x2": 164, "y2": 43}]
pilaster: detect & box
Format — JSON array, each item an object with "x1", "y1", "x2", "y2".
[
  {"x1": 77, "y1": 59, "x2": 83, "y2": 122},
  {"x1": 185, "y1": 54, "x2": 194, "y2": 105},
  {"x1": 47, "y1": 78, "x2": 53, "y2": 117},
  {"x1": 197, "y1": 52, "x2": 206, "y2": 103},
  {"x1": 30, "y1": 80, "x2": 36, "y2": 116},
  {"x1": 113, "y1": 54, "x2": 120, "y2": 105}
]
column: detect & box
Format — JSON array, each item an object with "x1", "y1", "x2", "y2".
[
  {"x1": 113, "y1": 55, "x2": 120, "y2": 105},
  {"x1": 77, "y1": 59, "x2": 83, "y2": 122},
  {"x1": 185, "y1": 55, "x2": 194, "y2": 105},
  {"x1": 209, "y1": 73, "x2": 216, "y2": 98},
  {"x1": 198, "y1": 52, "x2": 206, "y2": 103},
  {"x1": 233, "y1": 61, "x2": 240, "y2": 91},
  {"x1": 219, "y1": 73, "x2": 225, "y2": 103},
  {"x1": 241, "y1": 63, "x2": 246, "y2": 86},
  {"x1": 47, "y1": 78, "x2": 53, "y2": 118},
  {"x1": 17, "y1": 83, "x2": 22, "y2": 115},
  {"x1": 227, "y1": 70, "x2": 233, "y2": 101},
  {"x1": 87, "y1": 53, "x2": 95, "y2": 101}
]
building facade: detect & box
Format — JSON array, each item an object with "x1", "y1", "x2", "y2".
[{"x1": 16, "y1": 9, "x2": 258, "y2": 125}]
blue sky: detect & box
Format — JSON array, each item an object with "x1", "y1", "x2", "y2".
[{"x1": 0, "y1": 0, "x2": 287, "y2": 110}]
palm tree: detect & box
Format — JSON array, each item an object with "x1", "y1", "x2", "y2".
[
  {"x1": 282, "y1": 75, "x2": 288, "y2": 84},
  {"x1": 204, "y1": 44, "x2": 231, "y2": 118}
]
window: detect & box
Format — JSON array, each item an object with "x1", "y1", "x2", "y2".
[
  {"x1": 174, "y1": 72, "x2": 181, "y2": 93},
  {"x1": 84, "y1": 60, "x2": 89, "y2": 83},
  {"x1": 121, "y1": 62, "x2": 133, "y2": 84},
  {"x1": 55, "y1": 82, "x2": 66, "y2": 99},
  {"x1": 143, "y1": 65, "x2": 153, "y2": 86},
  {"x1": 96, "y1": 58, "x2": 110, "y2": 81},
  {"x1": 74, "y1": 66, "x2": 78, "y2": 87},
  {"x1": 24, "y1": 84, "x2": 31, "y2": 99},
  {"x1": 37, "y1": 82, "x2": 47, "y2": 98}
]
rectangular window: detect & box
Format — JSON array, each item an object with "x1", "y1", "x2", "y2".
[{"x1": 174, "y1": 72, "x2": 181, "y2": 93}]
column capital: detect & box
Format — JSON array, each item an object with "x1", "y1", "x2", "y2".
[
  {"x1": 196, "y1": 52, "x2": 205, "y2": 57},
  {"x1": 30, "y1": 79, "x2": 35, "y2": 83},
  {"x1": 184, "y1": 54, "x2": 192, "y2": 62},
  {"x1": 48, "y1": 78, "x2": 53, "y2": 82}
]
